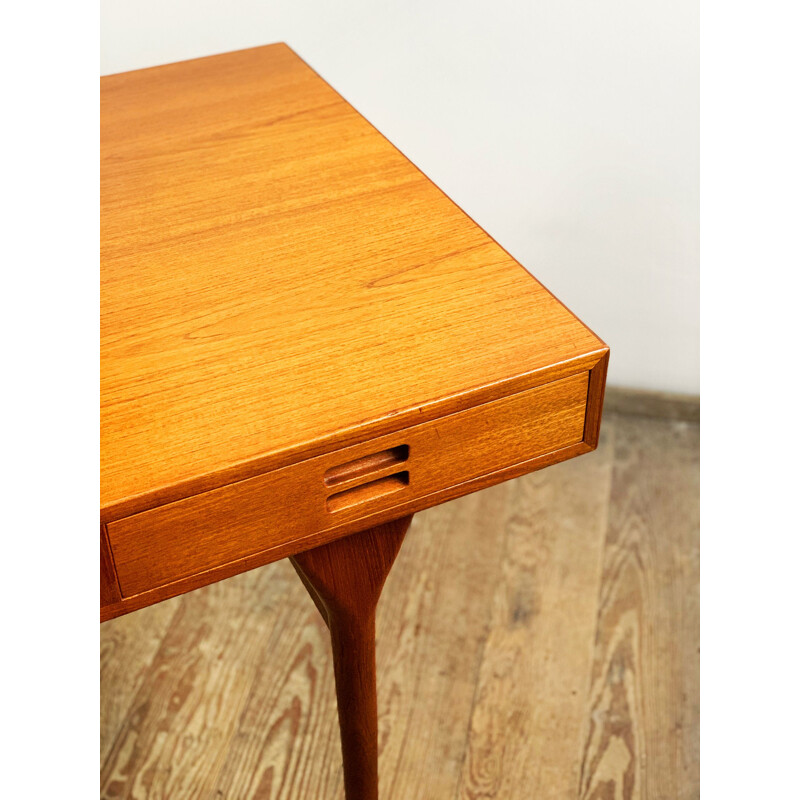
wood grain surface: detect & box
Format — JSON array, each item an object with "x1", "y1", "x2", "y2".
[
  {"x1": 102, "y1": 562, "x2": 303, "y2": 798},
  {"x1": 101, "y1": 42, "x2": 607, "y2": 524},
  {"x1": 291, "y1": 517, "x2": 412, "y2": 800},
  {"x1": 100, "y1": 594, "x2": 181, "y2": 767},
  {"x1": 100, "y1": 412, "x2": 699, "y2": 799},
  {"x1": 578, "y1": 415, "x2": 699, "y2": 800}
]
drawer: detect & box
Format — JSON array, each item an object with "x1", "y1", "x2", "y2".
[{"x1": 107, "y1": 371, "x2": 590, "y2": 597}]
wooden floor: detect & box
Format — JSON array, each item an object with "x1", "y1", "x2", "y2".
[{"x1": 101, "y1": 411, "x2": 699, "y2": 799}]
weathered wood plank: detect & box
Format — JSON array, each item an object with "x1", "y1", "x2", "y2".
[
  {"x1": 209, "y1": 578, "x2": 340, "y2": 799},
  {"x1": 101, "y1": 563, "x2": 299, "y2": 799},
  {"x1": 578, "y1": 416, "x2": 699, "y2": 800},
  {"x1": 101, "y1": 598, "x2": 180, "y2": 766}
]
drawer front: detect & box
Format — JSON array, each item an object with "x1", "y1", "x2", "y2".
[{"x1": 107, "y1": 371, "x2": 589, "y2": 597}]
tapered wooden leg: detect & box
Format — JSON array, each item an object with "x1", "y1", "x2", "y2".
[{"x1": 290, "y1": 516, "x2": 412, "y2": 800}]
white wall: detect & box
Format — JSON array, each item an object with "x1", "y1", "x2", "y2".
[{"x1": 101, "y1": 0, "x2": 699, "y2": 394}]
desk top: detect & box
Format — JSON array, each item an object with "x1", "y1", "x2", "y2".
[{"x1": 101, "y1": 43, "x2": 606, "y2": 523}]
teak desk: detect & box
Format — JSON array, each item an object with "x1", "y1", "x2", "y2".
[{"x1": 100, "y1": 43, "x2": 608, "y2": 799}]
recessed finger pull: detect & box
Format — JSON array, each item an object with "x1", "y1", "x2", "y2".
[
  {"x1": 324, "y1": 445, "x2": 410, "y2": 487},
  {"x1": 326, "y1": 472, "x2": 410, "y2": 513}
]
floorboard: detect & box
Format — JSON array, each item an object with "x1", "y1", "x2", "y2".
[
  {"x1": 101, "y1": 595, "x2": 181, "y2": 766},
  {"x1": 578, "y1": 416, "x2": 700, "y2": 800}
]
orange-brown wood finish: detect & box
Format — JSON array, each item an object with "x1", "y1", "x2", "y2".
[
  {"x1": 100, "y1": 42, "x2": 609, "y2": 799},
  {"x1": 291, "y1": 516, "x2": 412, "y2": 800},
  {"x1": 100, "y1": 42, "x2": 608, "y2": 620},
  {"x1": 107, "y1": 370, "x2": 590, "y2": 599},
  {"x1": 100, "y1": 525, "x2": 121, "y2": 607},
  {"x1": 101, "y1": 42, "x2": 607, "y2": 527}
]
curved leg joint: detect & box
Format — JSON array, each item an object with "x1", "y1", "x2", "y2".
[{"x1": 290, "y1": 516, "x2": 412, "y2": 800}]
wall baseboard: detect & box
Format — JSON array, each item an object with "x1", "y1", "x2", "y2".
[{"x1": 604, "y1": 386, "x2": 700, "y2": 423}]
